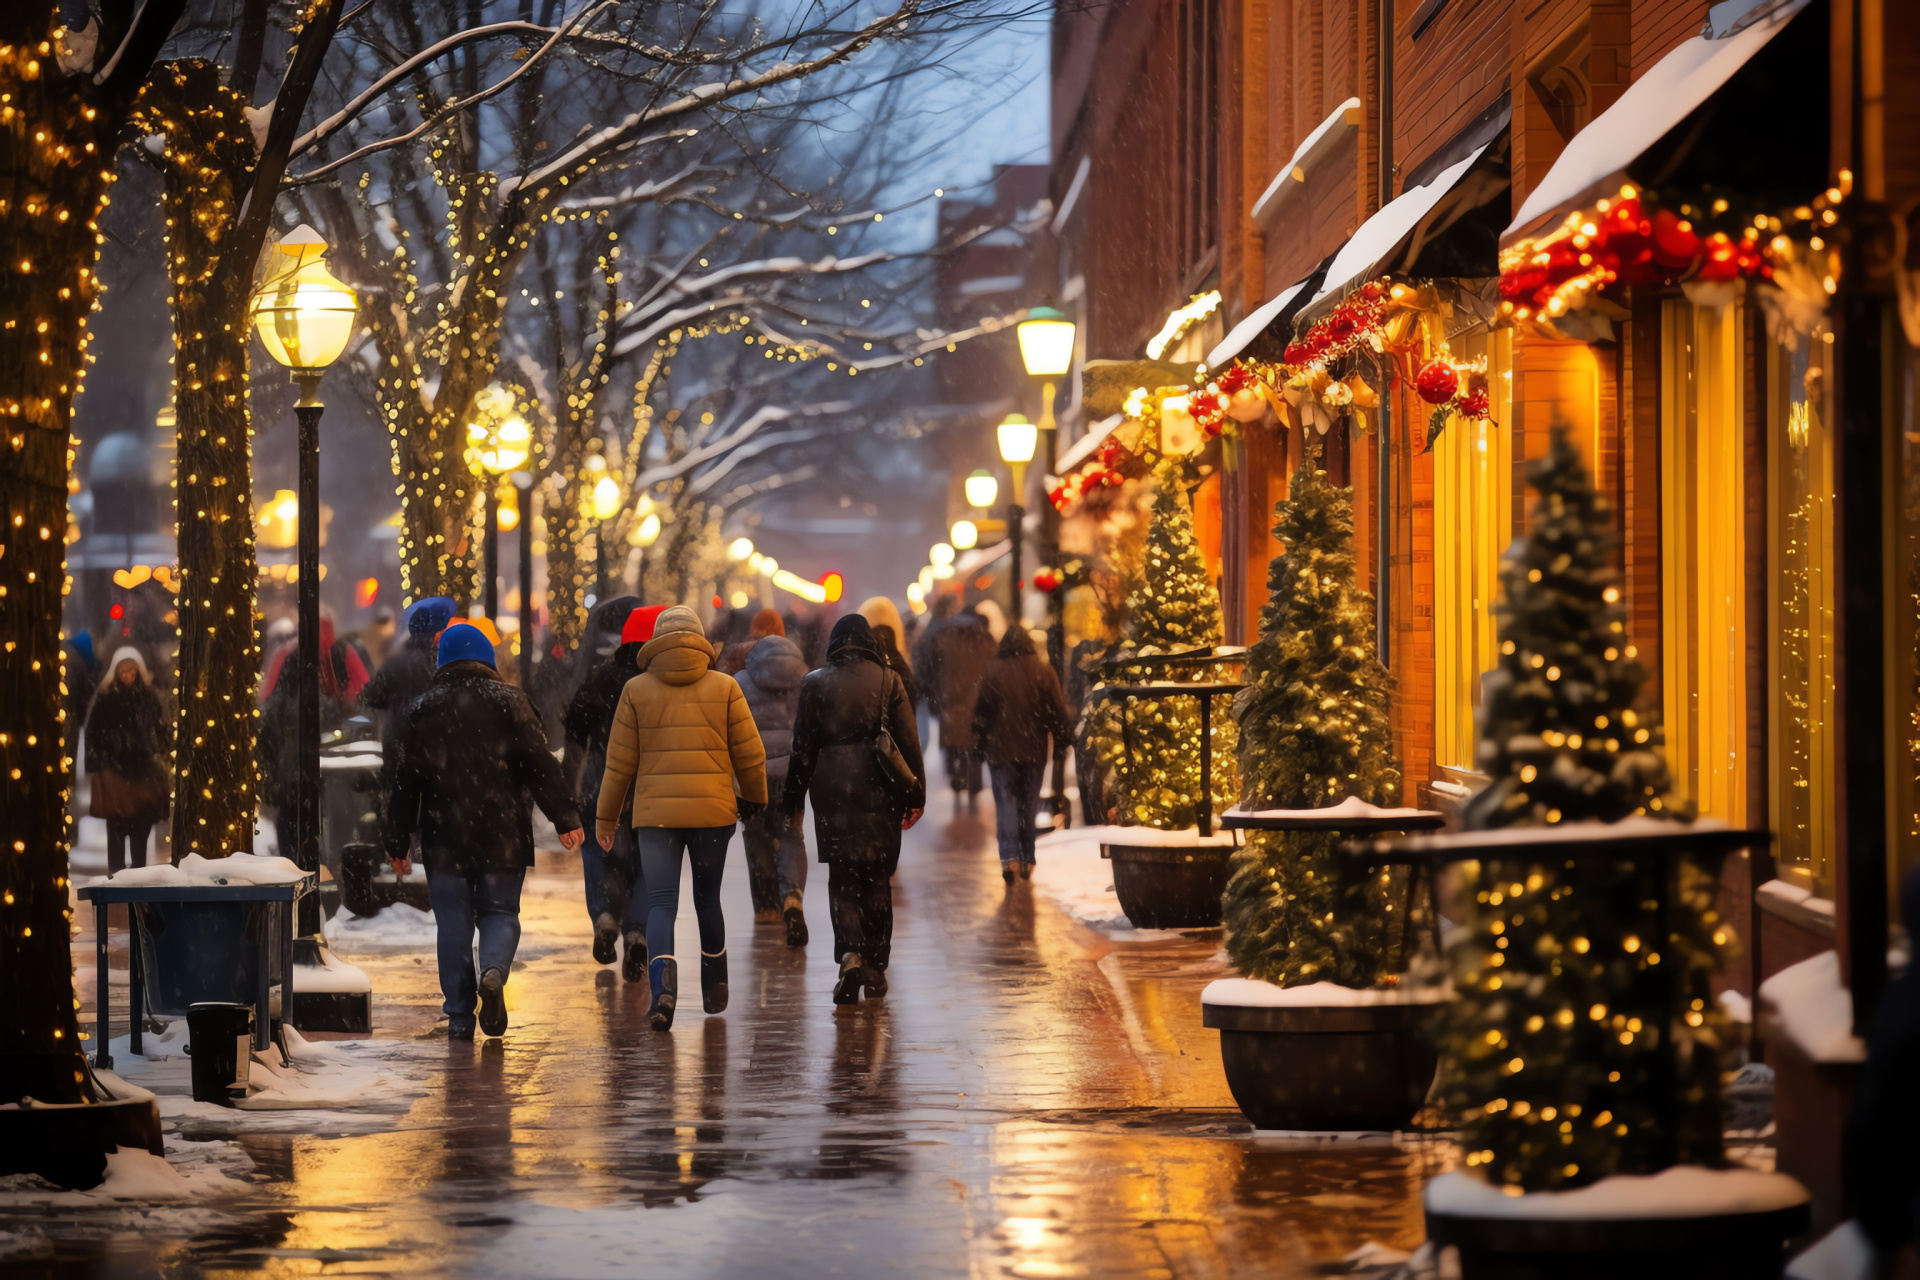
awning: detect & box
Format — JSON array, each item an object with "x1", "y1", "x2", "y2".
[
  {"x1": 1205, "y1": 279, "x2": 1311, "y2": 368},
  {"x1": 1250, "y1": 98, "x2": 1361, "y2": 232},
  {"x1": 1298, "y1": 126, "x2": 1510, "y2": 316},
  {"x1": 1505, "y1": 0, "x2": 1818, "y2": 242},
  {"x1": 1057, "y1": 413, "x2": 1123, "y2": 474}
]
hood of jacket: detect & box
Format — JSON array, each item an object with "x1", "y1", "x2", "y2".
[
  {"x1": 638, "y1": 630, "x2": 715, "y2": 685},
  {"x1": 742, "y1": 635, "x2": 807, "y2": 695}
]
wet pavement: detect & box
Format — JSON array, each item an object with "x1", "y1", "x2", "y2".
[{"x1": 21, "y1": 792, "x2": 1455, "y2": 1278}]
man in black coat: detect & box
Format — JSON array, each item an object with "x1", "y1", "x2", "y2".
[
  {"x1": 783, "y1": 615, "x2": 925, "y2": 1006},
  {"x1": 386, "y1": 623, "x2": 584, "y2": 1040},
  {"x1": 361, "y1": 596, "x2": 456, "y2": 741}
]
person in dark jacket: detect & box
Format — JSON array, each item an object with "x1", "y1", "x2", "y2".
[
  {"x1": 386, "y1": 623, "x2": 584, "y2": 1040},
  {"x1": 64, "y1": 629, "x2": 101, "y2": 799},
  {"x1": 869, "y1": 623, "x2": 920, "y2": 712},
  {"x1": 561, "y1": 599, "x2": 655, "y2": 973},
  {"x1": 1846, "y1": 864, "x2": 1920, "y2": 1262},
  {"x1": 361, "y1": 596, "x2": 456, "y2": 742},
  {"x1": 258, "y1": 616, "x2": 370, "y2": 859},
  {"x1": 85, "y1": 647, "x2": 170, "y2": 873},
  {"x1": 718, "y1": 607, "x2": 786, "y2": 676},
  {"x1": 735, "y1": 622, "x2": 811, "y2": 945},
  {"x1": 972, "y1": 626, "x2": 1073, "y2": 882},
  {"x1": 782, "y1": 615, "x2": 926, "y2": 1005},
  {"x1": 919, "y1": 607, "x2": 995, "y2": 811}
]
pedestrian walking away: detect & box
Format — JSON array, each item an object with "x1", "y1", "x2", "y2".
[
  {"x1": 84, "y1": 647, "x2": 170, "y2": 874},
  {"x1": 733, "y1": 616, "x2": 811, "y2": 946},
  {"x1": 919, "y1": 605, "x2": 995, "y2": 811},
  {"x1": 385, "y1": 623, "x2": 584, "y2": 1040},
  {"x1": 783, "y1": 614, "x2": 926, "y2": 1006},
  {"x1": 562, "y1": 598, "x2": 658, "y2": 973},
  {"x1": 596, "y1": 605, "x2": 768, "y2": 1031},
  {"x1": 972, "y1": 624, "x2": 1073, "y2": 883},
  {"x1": 717, "y1": 605, "x2": 785, "y2": 676}
]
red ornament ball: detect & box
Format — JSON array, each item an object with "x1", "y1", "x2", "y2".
[{"x1": 1415, "y1": 358, "x2": 1460, "y2": 406}]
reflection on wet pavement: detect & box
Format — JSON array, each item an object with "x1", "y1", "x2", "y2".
[{"x1": 15, "y1": 798, "x2": 1452, "y2": 1278}]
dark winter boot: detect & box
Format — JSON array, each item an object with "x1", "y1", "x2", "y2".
[
  {"x1": 477, "y1": 967, "x2": 509, "y2": 1038},
  {"x1": 783, "y1": 902, "x2": 809, "y2": 949},
  {"x1": 592, "y1": 912, "x2": 619, "y2": 965},
  {"x1": 1018, "y1": 862, "x2": 1033, "y2": 881},
  {"x1": 832, "y1": 953, "x2": 865, "y2": 1005},
  {"x1": 701, "y1": 951, "x2": 729, "y2": 1014},
  {"x1": 622, "y1": 931, "x2": 648, "y2": 982},
  {"x1": 1002, "y1": 863, "x2": 1016, "y2": 885},
  {"x1": 648, "y1": 957, "x2": 678, "y2": 1031},
  {"x1": 861, "y1": 964, "x2": 888, "y2": 999}
]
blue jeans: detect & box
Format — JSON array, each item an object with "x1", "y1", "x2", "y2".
[
  {"x1": 635, "y1": 826, "x2": 732, "y2": 966},
  {"x1": 991, "y1": 761, "x2": 1045, "y2": 865},
  {"x1": 580, "y1": 766, "x2": 641, "y2": 927},
  {"x1": 742, "y1": 807, "x2": 808, "y2": 911},
  {"x1": 427, "y1": 866, "x2": 526, "y2": 1032}
]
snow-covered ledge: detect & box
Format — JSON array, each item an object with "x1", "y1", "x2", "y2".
[
  {"x1": 1202, "y1": 977, "x2": 1449, "y2": 1007},
  {"x1": 1250, "y1": 98, "x2": 1361, "y2": 231},
  {"x1": 1757, "y1": 950, "x2": 1865, "y2": 1065},
  {"x1": 1426, "y1": 1166, "x2": 1809, "y2": 1220},
  {"x1": 1755, "y1": 878, "x2": 1837, "y2": 938}
]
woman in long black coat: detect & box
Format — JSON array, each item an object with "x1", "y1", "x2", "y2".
[
  {"x1": 85, "y1": 647, "x2": 170, "y2": 873},
  {"x1": 782, "y1": 615, "x2": 926, "y2": 1005}
]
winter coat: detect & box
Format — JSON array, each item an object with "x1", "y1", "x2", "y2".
[
  {"x1": 870, "y1": 626, "x2": 920, "y2": 711},
  {"x1": 257, "y1": 674, "x2": 357, "y2": 806},
  {"x1": 972, "y1": 629, "x2": 1073, "y2": 767},
  {"x1": 383, "y1": 660, "x2": 580, "y2": 875},
  {"x1": 735, "y1": 635, "x2": 808, "y2": 786},
  {"x1": 1846, "y1": 867, "x2": 1920, "y2": 1254},
  {"x1": 362, "y1": 639, "x2": 437, "y2": 730},
  {"x1": 596, "y1": 630, "x2": 768, "y2": 831},
  {"x1": 783, "y1": 647, "x2": 926, "y2": 866},
  {"x1": 84, "y1": 677, "x2": 169, "y2": 824},
  {"x1": 563, "y1": 641, "x2": 642, "y2": 760},
  {"x1": 920, "y1": 616, "x2": 995, "y2": 751}
]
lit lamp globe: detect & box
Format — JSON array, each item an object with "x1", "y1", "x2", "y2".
[
  {"x1": 997, "y1": 414, "x2": 1038, "y2": 466},
  {"x1": 590, "y1": 475, "x2": 622, "y2": 521},
  {"x1": 930, "y1": 542, "x2": 955, "y2": 567},
  {"x1": 250, "y1": 225, "x2": 359, "y2": 394},
  {"x1": 950, "y1": 519, "x2": 979, "y2": 551},
  {"x1": 728, "y1": 537, "x2": 756, "y2": 562},
  {"x1": 629, "y1": 512, "x2": 663, "y2": 548},
  {"x1": 466, "y1": 386, "x2": 531, "y2": 478},
  {"x1": 1016, "y1": 306, "x2": 1076, "y2": 379},
  {"x1": 964, "y1": 469, "x2": 999, "y2": 510}
]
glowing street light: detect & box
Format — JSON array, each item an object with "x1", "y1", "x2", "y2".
[
  {"x1": 997, "y1": 413, "x2": 1039, "y2": 614},
  {"x1": 466, "y1": 384, "x2": 531, "y2": 622},
  {"x1": 964, "y1": 469, "x2": 999, "y2": 510},
  {"x1": 728, "y1": 536, "x2": 756, "y2": 562},
  {"x1": 930, "y1": 542, "x2": 955, "y2": 567},
  {"x1": 629, "y1": 511, "x2": 663, "y2": 548},
  {"x1": 950, "y1": 519, "x2": 979, "y2": 551},
  {"x1": 1016, "y1": 305, "x2": 1076, "y2": 379}
]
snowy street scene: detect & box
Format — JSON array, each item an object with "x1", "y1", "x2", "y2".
[{"x1": 3, "y1": 0, "x2": 1919, "y2": 1276}]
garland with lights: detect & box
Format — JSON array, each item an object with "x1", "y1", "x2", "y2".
[
  {"x1": 1079, "y1": 471, "x2": 1236, "y2": 828},
  {"x1": 1438, "y1": 427, "x2": 1731, "y2": 1193},
  {"x1": 1223, "y1": 467, "x2": 1402, "y2": 987}
]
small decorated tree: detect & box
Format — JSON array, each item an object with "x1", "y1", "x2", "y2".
[
  {"x1": 1440, "y1": 426, "x2": 1730, "y2": 1192},
  {"x1": 1224, "y1": 468, "x2": 1401, "y2": 986},
  {"x1": 1082, "y1": 469, "x2": 1236, "y2": 827}
]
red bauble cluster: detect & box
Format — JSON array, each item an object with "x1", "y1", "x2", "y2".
[
  {"x1": 1499, "y1": 195, "x2": 1775, "y2": 314},
  {"x1": 1414, "y1": 356, "x2": 1492, "y2": 423},
  {"x1": 1415, "y1": 358, "x2": 1460, "y2": 405},
  {"x1": 1032, "y1": 567, "x2": 1062, "y2": 592},
  {"x1": 1049, "y1": 459, "x2": 1126, "y2": 512},
  {"x1": 1282, "y1": 283, "x2": 1388, "y2": 370},
  {"x1": 1190, "y1": 364, "x2": 1261, "y2": 439}
]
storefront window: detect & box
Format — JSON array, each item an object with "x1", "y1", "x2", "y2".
[
  {"x1": 1661, "y1": 298, "x2": 1748, "y2": 823},
  {"x1": 1433, "y1": 328, "x2": 1514, "y2": 771},
  {"x1": 1767, "y1": 324, "x2": 1838, "y2": 894}
]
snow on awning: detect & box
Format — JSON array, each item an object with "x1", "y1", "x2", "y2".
[
  {"x1": 1056, "y1": 413, "x2": 1123, "y2": 474},
  {"x1": 1505, "y1": 0, "x2": 1813, "y2": 242},
  {"x1": 1300, "y1": 139, "x2": 1502, "y2": 315},
  {"x1": 1205, "y1": 278, "x2": 1311, "y2": 368},
  {"x1": 1250, "y1": 98, "x2": 1361, "y2": 231}
]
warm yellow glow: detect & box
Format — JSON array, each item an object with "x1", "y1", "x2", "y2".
[
  {"x1": 727, "y1": 537, "x2": 755, "y2": 561},
  {"x1": 590, "y1": 475, "x2": 621, "y2": 521},
  {"x1": 906, "y1": 582, "x2": 926, "y2": 604},
  {"x1": 964, "y1": 469, "x2": 999, "y2": 509},
  {"x1": 730, "y1": 590, "x2": 750, "y2": 609},
  {"x1": 918, "y1": 567, "x2": 935, "y2": 592},
  {"x1": 249, "y1": 226, "x2": 358, "y2": 373},
  {"x1": 771, "y1": 568, "x2": 828, "y2": 603},
  {"x1": 1016, "y1": 307, "x2": 1076, "y2": 378},
  {"x1": 466, "y1": 385, "x2": 531, "y2": 476},
  {"x1": 997, "y1": 415, "x2": 1038, "y2": 465},
  {"x1": 931, "y1": 563, "x2": 955, "y2": 580},
  {"x1": 1144, "y1": 289, "x2": 1222, "y2": 360},
  {"x1": 496, "y1": 494, "x2": 520, "y2": 532},
  {"x1": 256, "y1": 488, "x2": 299, "y2": 550},
  {"x1": 628, "y1": 512, "x2": 663, "y2": 547},
  {"x1": 930, "y1": 542, "x2": 955, "y2": 566},
  {"x1": 950, "y1": 519, "x2": 979, "y2": 550}
]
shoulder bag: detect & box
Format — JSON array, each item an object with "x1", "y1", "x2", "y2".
[{"x1": 869, "y1": 666, "x2": 917, "y2": 796}]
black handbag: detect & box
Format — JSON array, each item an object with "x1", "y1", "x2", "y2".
[{"x1": 869, "y1": 668, "x2": 917, "y2": 796}]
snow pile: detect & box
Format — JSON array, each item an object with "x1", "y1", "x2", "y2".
[
  {"x1": 290, "y1": 948, "x2": 372, "y2": 995},
  {"x1": 1072, "y1": 824, "x2": 1239, "y2": 849},
  {"x1": 1201, "y1": 977, "x2": 1449, "y2": 1007},
  {"x1": 1426, "y1": 1166, "x2": 1809, "y2": 1220},
  {"x1": 87, "y1": 851, "x2": 307, "y2": 889},
  {"x1": 1785, "y1": 1220, "x2": 1874, "y2": 1280},
  {"x1": 0, "y1": 1137, "x2": 253, "y2": 1208},
  {"x1": 1758, "y1": 950, "x2": 1865, "y2": 1064},
  {"x1": 324, "y1": 902, "x2": 436, "y2": 947},
  {"x1": 1223, "y1": 796, "x2": 1441, "y2": 823},
  {"x1": 1029, "y1": 827, "x2": 1209, "y2": 937}
]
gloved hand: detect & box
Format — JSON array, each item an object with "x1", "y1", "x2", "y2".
[
  {"x1": 595, "y1": 819, "x2": 619, "y2": 851},
  {"x1": 737, "y1": 798, "x2": 767, "y2": 824}
]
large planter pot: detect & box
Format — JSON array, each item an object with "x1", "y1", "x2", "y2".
[
  {"x1": 1423, "y1": 1168, "x2": 1812, "y2": 1280},
  {"x1": 1101, "y1": 841, "x2": 1231, "y2": 929},
  {"x1": 1201, "y1": 979, "x2": 1442, "y2": 1130}
]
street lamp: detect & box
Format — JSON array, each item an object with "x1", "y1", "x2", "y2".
[
  {"x1": 930, "y1": 542, "x2": 955, "y2": 567},
  {"x1": 964, "y1": 469, "x2": 999, "y2": 510},
  {"x1": 249, "y1": 224, "x2": 358, "y2": 936},
  {"x1": 998, "y1": 413, "x2": 1037, "y2": 614},
  {"x1": 581, "y1": 454, "x2": 622, "y2": 602},
  {"x1": 465, "y1": 384, "x2": 530, "y2": 621},
  {"x1": 950, "y1": 519, "x2": 979, "y2": 551},
  {"x1": 1018, "y1": 305, "x2": 1077, "y2": 828}
]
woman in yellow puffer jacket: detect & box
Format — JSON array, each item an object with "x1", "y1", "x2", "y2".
[{"x1": 597, "y1": 605, "x2": 767, "y2": 1029}]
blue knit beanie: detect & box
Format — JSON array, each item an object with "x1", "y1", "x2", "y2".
[
  {"x1": 437, "y1": 623, "x2": 496, "y2": 669},
  {"x1": 407, "y1": 596, "x2": 457, "y2": 639}
]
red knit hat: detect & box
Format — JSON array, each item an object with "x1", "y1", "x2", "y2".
[{"x1": 620, "y1": 605, "x2": 669, "y2": 646}]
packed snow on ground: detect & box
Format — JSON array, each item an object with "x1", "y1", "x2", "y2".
[
  {"x1": 1201, "y1": 977, "x2": 1449, "y2": 1007},
  {"x1": 289, "y1": 947, "x2": 371, "y2": 995},
  {"x1": 0, "y1": 1135, "x2": 256, "y2": 1221},
  {"x1": 1425, "y1": 1166, "x2": 1809, "y2": 1219},
  {"x1": 1785, "y1": 1220, "x2": 1875, "y2": 1280},
  {"x1": 103, "y1": 1023, "x2": 431, "y2": 1131},
  {"x1": 81, "y1": 851, "x2": 308, "y2": 889},
  {"x1": 1029, "y1": 827, "x2": 1211, "y2": 938},
  {"x1": 323, "y1": 902, "x2": 437, "y2": 948},
  {"x1": 1759, "y1": 950, "x2": 1866, "y2": 1064}
]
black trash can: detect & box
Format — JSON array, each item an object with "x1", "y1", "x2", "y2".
[{"x1": 187, "y1": 1002, "x2": 254, "y2": 1105}]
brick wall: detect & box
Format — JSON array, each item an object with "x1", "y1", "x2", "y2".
[
  {"x1": 1391, "y1": 0, "x2": 1512, "y2": 192},
  {"x1": 1632, "y1": 0, "x2": 1707, "y2": 78}
]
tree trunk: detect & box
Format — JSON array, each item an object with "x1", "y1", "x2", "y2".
[
  {"x1": 0, "y1": 21, "x2": 136, "y2": 1103},
  {"x1": 137, "y1": 63, "x2": 264, "y2": 859}
]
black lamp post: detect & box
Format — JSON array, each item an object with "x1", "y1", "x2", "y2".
[
  {"x1": 515, "y1": 471, "x2": 533, "y2": 686},
  {"x1": 1015, "y1": 304, "x2": 1078, "y2": 824}
]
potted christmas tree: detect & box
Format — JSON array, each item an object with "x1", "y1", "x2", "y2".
[
  {"x1": 1081, "y1": 467, "x2": 1244, "y2": 928},
  {"x1": 1391, "y1": 429, "x2": 1808, "y2": 1276},
  {"x1": 1202, "y1": 464, "x2": 1447, "y2": 1131}
]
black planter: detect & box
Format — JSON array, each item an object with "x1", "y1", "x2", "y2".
[
  {"x1": 1101, "y1": 842, "x2": 1231, "y2": 929},
  {"x1": 1427, "y1": 1194, "x2": 1811, "y2": 1279},
  {"x1": 0, "y1": 1096, "x2": 165, "y2": 1189},
  {"x1": 1201, "y1": 997, "x2": 1440, "y2": 1130}
]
